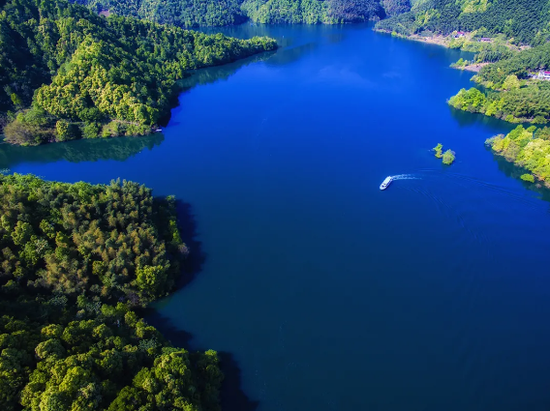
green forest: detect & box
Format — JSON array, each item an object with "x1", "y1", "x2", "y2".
[
  {"x1": 475, "y1": 43, "x2": 550, "y2": 86},
  {"x1": 74, "y1": 0, "x2": 411, "y2": 26},
  {"x1": 0, "y1": 0, "x2": 277, "y2": 146},
  {"x1": 487, "y1": 125, "x2": 550, "y2": 186},
  {"x1": 448, "y1": 81, "x2": 550, "y2": 124},
  {"x1": 377, "y1": 0, "x2": 550, "y2": 125},
  {"x1": 376, "y1": 0, "x2": 550, "y2": 46},
  {"x1": 0, "y1": 173, "x2": 223, "y2": 411},
  {"x1": 448, "y1": 42, "x2": 550, "y2": 124}
]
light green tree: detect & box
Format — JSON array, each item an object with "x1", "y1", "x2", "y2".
[{"x1": 442, "y1": 150, "x2": 456, "y2": 165}]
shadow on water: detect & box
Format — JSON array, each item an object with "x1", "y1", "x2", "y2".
[
  {"x1": 174, "y1": 200, "x2": 206, "y2": 289},
  {"x1": 178, "y1": 50, "x2": 276, "y2": 91},
  {"x1": 0, "y1": 133, "x2": 164, "y2": 170},
  {"x1": 266, "y1": 42, "x2": 318, "y2": 66},
  {"x1": 448, "y1": 105, "x2": 517, "y2": 131},
  {"x1": 490, "y1": 150, "x2": 550, "y2": 203},
  {"x1": 158, "y1": 50, "x2": 276, "y2": 127},
  {"x1": 218, "y1": 351, "x2": 260, "y2": 411},
  {"x1": 145, "y1": 310, "x2": 259, "y2": 411},
  {"x1": 0, "y1": 50, "x2": 277, "y2": 169},
  {"x1": 145, "y1": 308, "x2": 194, "y2": 348},
  {"x1": 146, "y1": 200, "x2": 259, "y2": 411},
  {"x1": 199, "y1": 22, "x2": 355, "y2": 68}
]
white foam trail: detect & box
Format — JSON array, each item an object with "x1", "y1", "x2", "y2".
[{"x1": 392, "y1": 174, "x2": 421, "y2": 180}]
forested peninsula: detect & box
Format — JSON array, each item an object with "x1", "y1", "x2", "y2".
[
  {"x1": 73, "y1": 0, "x2": 412, "y2": 27},
  {"x1": 0, "y1": 0, "x2": 276, "y2": 146},
  {"x1": 0, "y1": 173, "x2": 224, "y2": 411},
  {"x1": 486, "y1": 126, "x2": 550, "y2": 186}
]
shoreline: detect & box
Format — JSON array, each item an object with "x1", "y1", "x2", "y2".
[
  {"x1": 455, "y1": 62, "x2": 490, "y2": 72},
  {"x1": 373, "y1": 29, "x2": 451, "y2": 49}
]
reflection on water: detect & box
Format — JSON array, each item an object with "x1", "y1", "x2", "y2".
[
  {"x1": 200, "y1": 22, "x2": 353, "y2": 66},
  {"x1": 448, "y1": 106, "x2": 517, "y2": 131},
  {"x1": 0, "y1": 133, "x2": 164, "y2": 169},
  {"x1": 179, "y1": 51, "x2": 275, "y2": 90},
  {"x1": 266, "y1": 42, "x2": 318, "y2": 66},
  {"x1": 490, "y1": 150, "x2": 550, "y2": 203},
  {"x1": 0, "y1": 44, "x2": 279, "y2": 170},
  {"x1": 0, "y1": 22, "x2": 350, "y2": 171}
]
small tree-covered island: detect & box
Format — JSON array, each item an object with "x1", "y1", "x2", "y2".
[
  {"x1": 0, "y1": 173, "x2": 223, "y2": 411},
  {"x1": 433, "y1": 143, "x2": 455, "y2": 165}
]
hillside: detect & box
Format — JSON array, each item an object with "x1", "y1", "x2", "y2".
[
  {"x1": 448, "y1": 41, "x2": 550, "y2": 124},
  {"x1": 0, "y1": 0, "x2": 276, "y2": 145},
  {"x1": 374, "y1": 0, "x2": 550, "y2": 124},
  {"x1": 376, "y1": 0, "x2": 550, "y2": 46},
  {"x1": 74, "y1": 0, "x2": 412, "y2": 26}
]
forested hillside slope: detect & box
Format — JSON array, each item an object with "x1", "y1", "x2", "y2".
[
  {"x1": 74, "y1": 0, "x2": 412, "y2": 26},
  {"x1": 376, "y1": 0, "x2": 550, "y2": 46},
  {"x1": 374, "y1": 0, "x2": 550, "y2": 124},
  {"x1": 448, "y1": 43, "x2": 550, "y2": 124},
  {"x1": 0, "y1": 0, "x2": 276, "y2": 145}
]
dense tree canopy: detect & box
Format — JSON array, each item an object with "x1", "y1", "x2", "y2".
[
  {"x1": 0, "y1": 0, "x2": 277, "y2": 145},
  {"x1": 0, "y1": 174, "x2": 185, "y2": 303},
  {"x1": 79, "y1": 0, "x2": 247, "y2": 27},
  {"x1": 448, "y1": 42, "x2": 550, "y2": 125},
  {"x1": 0, "y1": 174, "x2": 222, "y2": 411},
  {"x1": 487, "y1": 125, "x2": 550, "y2": 186},
  {"x1": 476, "y1": 43, "x2": 550, "y2": 86},
  {"x1": 448, "y1": 82, "x2": 550, "y2": 124},
  {"x1": 381, "y1": 0, "x2": 410, "y2": 17},
  {"x1": 73, "y1": 0, "x2": 411, "y2": 26},
  {"x1": 376, "y1": 0, "x2": 550, "y2": 46}
]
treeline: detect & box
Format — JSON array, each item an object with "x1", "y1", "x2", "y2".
[
  {"x1": 449, "y1": 81, "x2": 550, "y2": 124},
  {"x1": 475, "y1": 43, "x2": 550, "y2": 87},
  {"x1": 241, "y1": 0, "x2": 334, "y2": 24},
  {"x1": 448, "y1": 42, "x2": 550, "y2": 124},
  {"x1": 0, "y1": 0, "x2": 277, "y2": 146},
  {"x1": 80, "y1": 0, "x2": 247, "y2": 27},
  {"x1": 241, "y1": 0, "x2": 404, "y2": 24},
  {"x1": 0, "y1": 173, "x2": 223, "y2": 411},
  {"x1": 448, "y1": 35, "x2": 517, "y2": 65},
  {"x1": 74, "y1": 0, "x2": 411, "y2": 26},
  {"x1": 376, "y1": 0, "x2": 550, "y2": 46},
  {"x1": 487, "y1": 125, "x2": 550, "y2": 186}
]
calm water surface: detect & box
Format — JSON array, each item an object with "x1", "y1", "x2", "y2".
[{"x1": 5, "y1": 23, "x2": 550, "y2": 411}]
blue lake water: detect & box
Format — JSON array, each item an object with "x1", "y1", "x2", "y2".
[{"x1": 5, "y1": 23, "x2": 550, "y2": 411}]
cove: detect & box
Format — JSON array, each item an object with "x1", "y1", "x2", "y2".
[{"x1": 4, "y1": 23, "x2": 550, "y2": 411}]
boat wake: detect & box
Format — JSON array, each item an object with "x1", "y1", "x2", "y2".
[{"x1": 391, "y1": 173, "x2": 420, "y2": 180}]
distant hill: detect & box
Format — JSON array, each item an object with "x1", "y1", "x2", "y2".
[
  {"x1": 376, "y1": 0, "x2": 550, "y2": 46},
  {"x1": 74, "y1": 0, "x2": 411, "y2": 27}
]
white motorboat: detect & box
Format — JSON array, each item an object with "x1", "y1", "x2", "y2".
[{"x1": 379, "y1": 176, "x2": 393, "y2": 190}]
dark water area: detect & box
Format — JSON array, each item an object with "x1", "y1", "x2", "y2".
[{"x1": 5, "y1": 23, "x2": 550, "y2": 411}]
